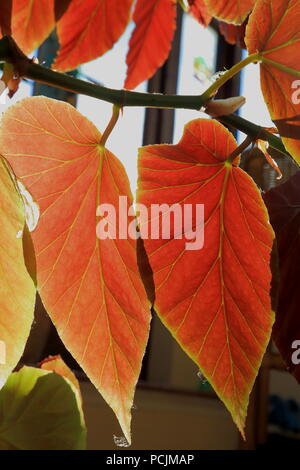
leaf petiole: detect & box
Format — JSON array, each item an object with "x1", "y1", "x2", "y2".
[
  {"x1": 99, "y1": 105, "x2": 121, "y2": 147},
  {"x1": 201, "y1": 53, "x2": 261, "y2": 100},
  {"x1": 227, "y1": 136, "x2": 253, "y2": 164}
]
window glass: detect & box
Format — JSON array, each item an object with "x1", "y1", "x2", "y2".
[
  {"x1": 174, "y1": 14, "x2": 218, "y2": 143},
  {"x1": 239, "y1": 49, "x2": 273, "y2": 141}
]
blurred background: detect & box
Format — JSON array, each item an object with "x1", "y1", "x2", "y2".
[{"x1": 5, "y1": 6, "x2": 300, "y2": 450}]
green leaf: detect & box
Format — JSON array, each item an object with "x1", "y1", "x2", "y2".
[{"x1": 0, "y1": 366, "x2": 86, "y2": 450}]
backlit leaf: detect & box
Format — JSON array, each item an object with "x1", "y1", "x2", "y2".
[
  {"x1": 0, "y1": 97, "x2": 150, "y2": 444},
  {"x1": 246, "y1": 0, "x2": 300, "y2": 164},
  {"x1": 40, "y1": 355, "x2": 81, "y2": 396},
  {"x1": 187, "y1": 0, "x2": 212, "y2": 27},
  {"x1": 0, "y1": 156, "x2": 36, "y2": 389},
  {"x1": 10, "y1": 0, "x2": 55, "y2": 55},
  {"x1": 0, "y1": 366, "x2": 86, "y2": 449},
  {"x1": 203, "y1": 0, "x2": 254, "y2": 24},
  {"x1": 54, "y1": 0, "x2": 134, "y2": 72},
  {"x1": 124, "y1": 0, "x2": 177, "y2": 90},
  {"x1": 263, "y1": 171, "x2": 300, "y2": 382},
  {"x1": 0, "y1": 0, "x2": 12, "y2": 35},
  {"x1": 40, "y1": 355, "x2": 85, "y2": 428},
  {"x1": 218, "y1": 21, "x2": 247, "y2": 48},
  {"x1": 137, "y1": 119, "x2": 274, "y2": 434}
]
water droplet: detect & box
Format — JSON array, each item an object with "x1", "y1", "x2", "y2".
[
  {"x1": 113, "y1": 435, "x2": 130, "y2": 448},
  {"x1": 197, "y1": 370, "x2": 208, "y2": 384},
  {"x1": 16, "y1": 230, "x2": 23, "y2": 239},
  {"x1": 131, "y1": 403, "x2": 138, "y2": 410}
]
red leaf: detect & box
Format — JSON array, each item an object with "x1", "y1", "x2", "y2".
[
  {"x1": 0, "y1": 97, "x2": 150, "y2": 443},
  {"x1": 263, "y1": 172, "x2": 300, "y2": 383},
  {"x1": 246, "y1": 0, "x2": 300, "y2": 164},
  {"x1": 137, "y1": 119, "x2": 274, "y2": 433},
  {"x1": 10, "y1": 0, "x2": 55, "y2": 55},
  {"x1": 0, "y1": 0, "x2": 12, "y2": 36},
  {"x1": 187, "y1": 0, "x2": 212, "y2": 26},
  {"x1": 204, "y1": 0, "x2": 254, "y2": 25},
  {"x1": 54, "y1": 0, "x2": 134, "y2": 72},
  {"x1": 124, "y1": 0, "x2": 177, "y2": 90},
  {"x1": 218, "y1": 21, "x2": 247, "y2": 48}
]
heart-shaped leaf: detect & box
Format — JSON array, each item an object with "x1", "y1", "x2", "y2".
[
  {"x1": 0, "y1": 96, "x2": 151, "y2": 444},
  {"x1": 137, "y1": 119, "x2": 274, "y2": 434}
]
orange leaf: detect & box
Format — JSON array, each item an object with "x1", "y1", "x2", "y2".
[
  {"x1": 246, "y1": 0, "x2": 300, "y2": 164},
  {"x1": 40, "y1": 355, "x2": 81, "y2": 396},
  {"x1": 187, "y1": 0, "x2": 212, "y2": 27},
  {"x1": 218, "y1": 21, "x2": 247, "y2": 48},
  {"x1": 0, "y1": 97, "x2": 150, "y2": 444},
  {"x1": 54, "y1": 0, "x2": 134, "y2": 72},
  {"x1": 124, "y1": 0, "x2": 177, "y2": 90},
  {"x1": 0, "y1": 156, "x2": 36, "y2": 389},
  {"x1": 204, "y1": 0, "x2": 254, "y2": 24},
  {"x1": 137, "y1": 119, "x2": 274, "y2": 433},
  {"x1": 10, "y1": 0, "x2": 55, "y2": 55}
]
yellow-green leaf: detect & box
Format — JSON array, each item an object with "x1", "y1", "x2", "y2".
[
  {"x1": 0, "y1": 365, "x2": 86, "y2": 449},
  {"x1": 0, "y1": 157, "x2": 36, "y2": 389}
]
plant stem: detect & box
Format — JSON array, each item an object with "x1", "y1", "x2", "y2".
[
  {"x1": 219, "y1": 114, "x2": 288, "y2": 158},
  {"x1": 201, "y1": 53, "x2": 261, "y2": 100},
  {"x1": 0, "y1": 36, "x2": 291, "y2": 160},
  {"x1": 26, "y1": 62, "x2": 208, "y2": 109},
  {"x1": 227, "y1": 136, "x2": 253, "y2": 163},
  {"x1": 99, "y1": 105, "x2": 120, "y2": 146}
]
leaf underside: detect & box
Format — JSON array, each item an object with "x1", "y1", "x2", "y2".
[
  {"x1": 54, "y1": 0, "x2": 134, "y2": 72},
  {"x1": 204, "y1": 0, "x2": 254, "y2": 24},
  {"x1": 0, "y1": 96, "x2": 151, "y2": 444},
  {"x1": 246, "y1": 0, "x2": 300, "y2": 164},
  {"x1": 137, "y1": 119, "x2": 274, "y2": 433},
  {"x1": 124, "y1": 0, "x2": 177, "y2": 90},
  {"x1": 187, "y1": 0, "x2": 212, "y2": 27}
]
